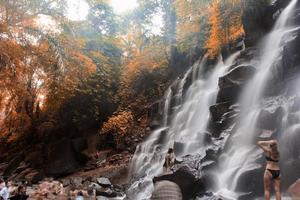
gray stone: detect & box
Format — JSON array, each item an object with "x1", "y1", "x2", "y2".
[
  {"x1": 151, "y1": 181, "x2": 182, "y2": 200},
  {"x1": 97, "y1": 177, "x2": 111, "y2": 187}
]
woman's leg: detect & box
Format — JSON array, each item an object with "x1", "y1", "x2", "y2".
[
  {"x1": 264, "y1": 170, "x2": 272, "y2": 200},
  {"x1": 274, "y1": 177, "x2": 281, "y2": 200}
]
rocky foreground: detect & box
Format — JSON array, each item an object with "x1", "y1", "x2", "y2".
[{"x1": 1, "y1": 150, "x2": 131, "y2": 200}]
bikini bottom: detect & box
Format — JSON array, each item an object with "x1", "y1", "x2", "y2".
[{"x1": 267, "y1": 169, "x2": 280, "y2": 179}]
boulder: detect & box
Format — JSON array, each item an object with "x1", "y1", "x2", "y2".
[
  {"x1": 235, "y1": 163, "x2": 264, "y2": 200},
  {"x1": 153, "y1": 166, "x2": 208, "y2": 200},
  {"x1": 151, "y1": 181, "x2": 183, "y2": 200},
  {"x1": 210, "y1": 102, "x2": 232, "y2": 122},
  {"x1": 281, "y1": 159, "x2": 300, "y2": 190},
  {"x1": 219, "y1": 65, "x2": 256, "y2": 88},
  {"x1": 97, "y1": 177, "x2": 111, "y2": 188},
  {"x1": 235, "y1": 47, "x2": 259, "y2": 66},
  {"x1": 256, "y1": 107, "x2": 284, "y2": 130},
  {"x1": 216, "y1": 85, "x2": 241, "y2": 103},
  {"x1": 216, "y1": 65, "x2": 256, "y2": 103}
]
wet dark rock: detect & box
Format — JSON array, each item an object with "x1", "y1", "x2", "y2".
[
  {"x1": 242, "y1": 0, "x2": 275, "y2": 46},
  {"x1": 208, "y1": 121, "x2": 223, "y2": 138},
  {"x1": 174, "y1": 142, "x2": 185, "y2": 156},
  {"x1": 221, "y1": 39, "x2": 245, "y2": 61},
  {"x1": 209, "y1": 102, "x2": 239, "y2": 138},
  {"x1": 281, "y1": 159, "x2": 300, "y2": 190},
  {"x1": 281, "y1": 28, "x2": 300, "y2": 80},
  {"x1": 291, "y1": 8, "x2": 300, "y2": 25},
  {"x1": 216, "y1": 65, "x2": 256, "y2": 103},
  {"x1": 272, "y1": 0, "x2": 292, "y2": 10},
  {"x1": 204, "y1": 149, "x2": 218, "y2": 162},
  {"x1": 235, "y1": 163, "x2": 264, "y2": 200},
  {"x1": 204, "y1": 132, "x2": 213, "y2": 144},
  {"x1": 148, "y1": 101, "x2": 161, "y2": 120},
  {"x1": 149, "y1": 120, "x2": 160, "y2": 130},
  {"x1": 235, "y1": 47, "x2": 259, "y2": 66},
  {"x1": 219, "y1": 65, "x2": 256, "y2": 88},
  {"x1": 96, "y1": 190, "x2": 118, "y2": 198},
  {"x1": 151, "y1": 181, "x2": 183, "y2": 200},
  {"x1": 210, "y1": 102, "x2": 232, "y2": 122},
  {"x1": 153, "y1": 166, "x2": 208, "y2": 200},
  {"x1": 241, "y1": 0, "x2": 293, "y2": 47},
  {"x1": 216, "y1": 84, "x2": 241, "y2": 103},
  {"x1": 256, "y1": 107, "x2": 284, "y2": 130}
]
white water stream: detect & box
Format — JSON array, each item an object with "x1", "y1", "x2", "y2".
[{"x1": 127, "y1": 51, "x2": 243, "y2": 199}]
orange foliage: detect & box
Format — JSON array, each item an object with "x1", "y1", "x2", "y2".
[
  {"x1": 205, "y1": 0, "x2": 222, "y2": 58},
  {"x1": 174, "y1": 0, "x2": 210, "y2": 51},
  {"x1": 117, "y1": 36, "x2": 169, "y2": 108},
  {"x1": 205, "y1": 0, "x2": 244, "y2": 58},
  {"x1": 101, "y1": 110, "x2": 134, "y2": 137}
]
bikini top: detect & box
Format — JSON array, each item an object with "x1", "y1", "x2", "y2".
[{"x1": 265, "y1": 155, "x2": 279, "y2": 162}]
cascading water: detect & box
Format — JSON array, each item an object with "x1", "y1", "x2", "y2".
[
  {"x1": 214, "y1": 0, "x2": 299, "y2": 198},
  {"x1": 171, "y1": 53, "x2": 241, "y2": 157},
  {"x1": 127, "y1": 50, "x2": 243, "y2": 200}
]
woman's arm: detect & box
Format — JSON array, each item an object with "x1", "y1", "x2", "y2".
[{"x1": 257, "y1": 141, "x2": 271, "y2": 153}]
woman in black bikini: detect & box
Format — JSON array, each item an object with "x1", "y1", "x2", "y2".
[{"x1": 258, "y1": 139, "x2": 281, "y2": 200}]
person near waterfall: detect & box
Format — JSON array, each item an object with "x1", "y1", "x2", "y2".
[
  {"x1": 257, "y1": 139, "x2": 281, "y2": 200},
  {"x1": 164, "y1": 148, "x2": 175, "y2": 172}
]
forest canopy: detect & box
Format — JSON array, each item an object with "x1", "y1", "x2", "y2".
[{"x1": 0, "y1": 0, "x2": 244, "y2": 147}]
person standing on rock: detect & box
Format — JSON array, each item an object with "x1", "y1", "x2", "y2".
[
  {"x1": 0, "y1": 179, "x2": 10, "y2": 200},
  {"x1": 257, "y1": 139, "x2": 281, "y2": 200},
  {"x1": 164, "y1": 148, "x2": 175, "y2": 173}
]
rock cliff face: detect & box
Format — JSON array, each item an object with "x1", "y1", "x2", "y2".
[
  {"x1": 149, "y1": 1, "x2": 300, "y2": 199},
  {"x1": 242, "y1": 0, "x2": 293, "y2": 47}
]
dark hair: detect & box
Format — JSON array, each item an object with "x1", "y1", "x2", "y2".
[
  {"x1": 168, "y1": 148, "x2": 173, "y2": 153},
  {"x1": 270, "y1": 143, "x2": 279, "y2": 158},
  {"x1": 17, "y1": 186, "x2": 24, "y2": 193}
]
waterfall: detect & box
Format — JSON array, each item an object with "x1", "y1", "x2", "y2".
[
  {"x1": 214, "y1": 0, "x2": 298, "y2": 198},
  {"x1": 127, "y1": 50, "x2": 243, "y2": 200},
  {"x1": 171, "y1": 52, "x2": 242, "y2": 157}
]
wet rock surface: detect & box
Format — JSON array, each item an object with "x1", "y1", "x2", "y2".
[{"x1": 153, "y1": 166, "x2": 207, "y2": 200}]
